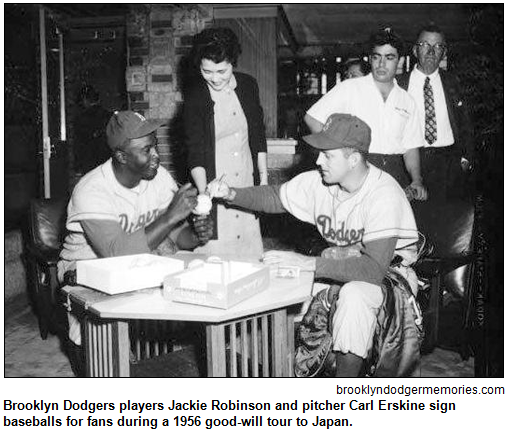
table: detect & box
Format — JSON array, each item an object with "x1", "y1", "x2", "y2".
[{"x1": 62, "y1": 259, "x2": 313, "y2": 377}]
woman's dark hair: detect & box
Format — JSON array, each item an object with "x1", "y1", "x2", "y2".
[
  {"x1": 191, "y1": 27, "x2": 242, "y2": 68},
  {"x1": 368, "y1": 27, "x2": 405, "y2": 56}
]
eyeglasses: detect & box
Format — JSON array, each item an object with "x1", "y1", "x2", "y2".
[{"x1": 416, "y1": 42, "x2": 446, "y2": 52}]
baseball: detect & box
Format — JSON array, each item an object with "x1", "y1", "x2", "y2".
[{"x1": 193, "y1": 194, "x2": 212, "y2": 215}]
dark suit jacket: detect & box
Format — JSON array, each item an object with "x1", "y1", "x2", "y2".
[
  {"x1": 397, "y1": 70, "x2": 473, "y2": 160},
  {"x1": 183, "y1": 71, "x2": 267, "y2": 183}
]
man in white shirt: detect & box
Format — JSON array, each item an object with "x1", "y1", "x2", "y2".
[
  {"x1": 397, "y1": 25, "x2": 473, "y2": 201},
  {"x1": 305, "y1": 28, "x2": 427, "y2": 201}
]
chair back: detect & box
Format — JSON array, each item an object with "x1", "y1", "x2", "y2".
[
  {"x1": 414, "y1": 198, "x2": 475, "y2": 297},
  {"x1": 414, "y1": 198, "x2": 474, "y2": 257},
  {"x1": 28, "y1": 198, "x2": 68, "y2": 255}
]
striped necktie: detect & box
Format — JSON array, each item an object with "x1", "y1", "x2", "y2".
[{"x1": 424, "y1": 77, "x2": 437, "y2": 144}]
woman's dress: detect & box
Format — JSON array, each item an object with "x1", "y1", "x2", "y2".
[{"x1": 194, "y1": 75, "x2": 264, "y2": 259}]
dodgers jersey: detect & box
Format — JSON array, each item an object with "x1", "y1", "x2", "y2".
[
  {"x1": 58, "y1": 159, "x2": 178, "y2": 276},
  {"x1": 279, "y1": 164, "x2": 419, "y2": 265}
]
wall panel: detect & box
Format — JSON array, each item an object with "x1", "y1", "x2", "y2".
[{"x1": 215, "y1": 17, "x2": 277, "y2": 137}]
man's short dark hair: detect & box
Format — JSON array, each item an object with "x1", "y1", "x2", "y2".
[
  {"x1": 415, "y1": 24, "x2": 446, "y2": 42},
  {"x1": 368, "y1": 28, "x2": 405, "y2": 56}
]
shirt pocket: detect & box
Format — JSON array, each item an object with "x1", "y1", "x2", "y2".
[{"x1": 392, "y1": 107, "x2": 410, "y2": 141}]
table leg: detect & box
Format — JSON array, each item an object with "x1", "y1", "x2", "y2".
[
  {"x1": 84, "y1": 317, "x2": 129, "y2": 377},
  {"x1": 206, "y1": 323, "x2": 227, "y2": 377},
  {"x1": 287, "y1": 311, "x2": 295, "y2": 377},
  {"x1": 426, "y1": 274, "x2": 442, "y2": 351},
  {"x1": 272, "y1": 309, "x2": 289, "y2": 377},
  {"x1": 205, "y1": 308, "x2": 297, "y2": 378}
]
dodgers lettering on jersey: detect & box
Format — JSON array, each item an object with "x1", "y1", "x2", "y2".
[
  {"x1": 120, "y1": 208, "x2": 162, "y2": 234},
  {"x1": 279, "y1": 166, "x2": 418, "y2": 265},
  {"x1": 316, "y1": 215, "x2": 364, "y2": 246},
  {"x1": 58, "y1": 159, "x2": 178, "y2": 280}
]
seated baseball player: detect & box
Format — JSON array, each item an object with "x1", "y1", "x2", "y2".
[
  {"x1": 58, "y1": 111, "x2": 212, "y2": 351},
  {"x1": 209, "y1": 113, "x2": 422, "y2": 377}
]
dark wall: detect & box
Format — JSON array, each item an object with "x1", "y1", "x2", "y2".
[
  {"x1": 5, "y1": 4, "x2": 40, "y2": 230},
  {"x1": 65, "y1": 17, "x2": 128, "y2": 177},
  {"x1": 4, "y1": 6, "x2": 130, "y2": 230}
]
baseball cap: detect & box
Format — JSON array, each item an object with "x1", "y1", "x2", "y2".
[
  {"x1": 106, "y1": 111, "x2": 166, "y2": 150},
  {"x1": 303, "y1": 113, "x2": 371, "y2": 153}
]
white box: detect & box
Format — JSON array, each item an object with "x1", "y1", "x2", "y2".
[
  {"x1": 267, "y1": 145, "x2": 295, "y2": 154},
  {"x1": 267, "y1": 138, "x2": 297, "y2": 154},
  {"x1": 267, "y1": 138, "x2": 298, "y2": 146},
  {"x1": 163, "y1": 260, "x2": 269, "y2": 309},
  {"x1": 76, "y1": 254, "x2": 185, "y2": 295}
]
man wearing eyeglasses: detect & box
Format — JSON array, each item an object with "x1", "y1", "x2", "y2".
[{"x1": 397, "y1": 25, "x2": 473, "y2": 201}]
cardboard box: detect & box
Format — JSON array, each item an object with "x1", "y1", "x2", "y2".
[
  {"x1": 163, "y1": 260, "x2": 269, "y2": 309},
  {"x1": 76, "y1": 254, "x2": 185, "y2": 295}
]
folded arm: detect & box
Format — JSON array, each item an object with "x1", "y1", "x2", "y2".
[
  {"x1": 316, "y1": 237, "x2": 398, "y2": 286},
  {"x1": 263, "y1": 237, "x2": 397, "y2": 286}
]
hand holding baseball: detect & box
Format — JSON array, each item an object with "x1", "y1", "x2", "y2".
[
  {"x1": 207, "y1": 176, "x2": 233, "y2": 200},
  {"x1": 165, "y1": 183, "x2": 197, "y2": 224}
]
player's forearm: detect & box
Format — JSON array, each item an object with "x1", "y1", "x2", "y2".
[
  {"x1": 145, "y1": 213, "x2": 185, "y2": 250},
  {"x1": 403, "y1": 148, "x2": 423, "y2": 184},
  {"x1": 315, "y1": 255, "x2": 386, "y2": 285},
  {"x1": 81, "y1": 220, "x2": 151, "y2": 257},
  {"x1": 227, "y1": 185, "x2": 286, "y2": 213},
  {"x1": 315, "y1": 237, "x2": 397, "y2": 285}
]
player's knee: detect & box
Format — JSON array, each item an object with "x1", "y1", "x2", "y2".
[{"x1": 338, "y1": 282, "x2": 364, "y2": 305}]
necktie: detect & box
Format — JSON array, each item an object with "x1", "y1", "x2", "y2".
[{"x1": 424, "y1": 77, "x2": 437, "y2": 144}]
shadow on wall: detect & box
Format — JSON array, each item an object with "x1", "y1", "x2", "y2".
[
  {"x1": 5, "y1": 124, "x2": 39, "y2": 231},
  {"x1": 166, "y1": 48, "x2": 202, "y2": 185}
]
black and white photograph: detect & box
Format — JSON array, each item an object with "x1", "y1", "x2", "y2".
[{"x1": 4, "y1": 2, "x2": 503, "y2": 386}]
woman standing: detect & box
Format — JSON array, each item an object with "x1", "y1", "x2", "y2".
[{"x1": 183, "y1": 27, "x2": 267, "y2": 258}]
